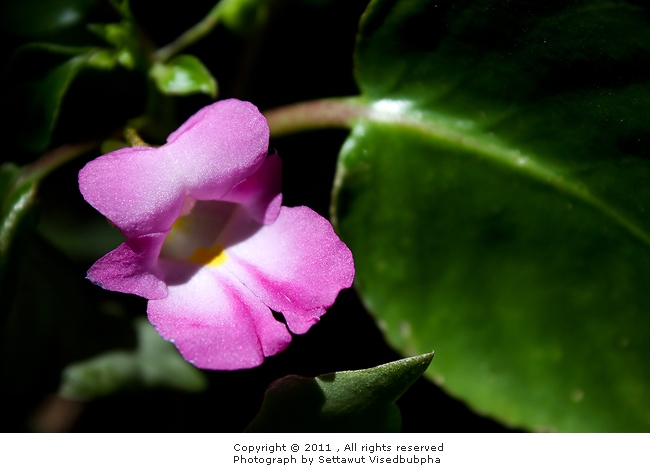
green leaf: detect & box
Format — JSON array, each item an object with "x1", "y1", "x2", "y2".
[
  {"x1": 88, "y1": 22, "x2": 128, "y2": 47},
  {"x1": 59, "y1": 318, "x2": 208, "y2": 400},
  {"x1": 150, "y1": 55, "x2": 218, "y2": 98},
  {"x1": 245, "y1": 352, "x2": 433, "y2": 432},
  {"x1": 1, "y1": 141, "x2": 98, "y2": 274},
  {"x1": 87, "y1": 21, "x2": 138, "y2": 69},
  {"x1": 334, "y1": 0, "x2": 650, "y2": 431},
  {"x1": 0, "y1": 164, "x2": 38, "y2": 276}
]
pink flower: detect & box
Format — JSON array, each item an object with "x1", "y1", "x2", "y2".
[{"x1": 79, "y1": 99, "x2": 354, "y2": 370}]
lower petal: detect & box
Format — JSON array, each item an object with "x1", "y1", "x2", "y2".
[
  {"x1": 148, "y1": 261, "x2": 291, "y2": 370},
  {"x1": 222, "y1": 206, "x2": 355, "y2": 334},
  {"x1": 87, "y1": 233, "x2": 167, "y2": 299}
]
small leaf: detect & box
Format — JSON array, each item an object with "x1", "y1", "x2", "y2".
[
  {"x1": 150, "y1": 55, "x2": 218, "y2": 98},
  {"x1": 245, "y1": 352, "x2": 433, "y2": 432},
  {"x1": 59, "y1": 318, "x2": 208, "y2": 400},
  {"x1": 87, "y1": 21, "x2": 138, "y2": 69},
  {"x1": 88, "y1": 22, "x2": 128, "y2": 47}
]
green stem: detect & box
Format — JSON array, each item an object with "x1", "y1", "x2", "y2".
[
  {"x1": 20, "y1": 141, "x2": 100, "y2": 183},
  {"x1": 151, "y1": 2, "x2": 223, "y2": 63},
  {"x1": 262, "y1": 97, "x2": 367, "y2": 137},
  {"x1": 266, "y1": 97, "x2": 650, "y2": 249},
  {"x1": 124, "y1": 127, "x2": 149, "y2": 146}
]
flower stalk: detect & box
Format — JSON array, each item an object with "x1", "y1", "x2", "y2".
[
  {"x1": 263, "y1": 97, "x2": 368, "y2": 137},
  {"x1": 151, "y1": 2, "x2": 223, "y2": 63}
]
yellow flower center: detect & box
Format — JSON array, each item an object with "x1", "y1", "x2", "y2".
[
  {"x1": 188, "y1": 243, "x2": 228, "y2": 268},
  {"x1": 160, "y1": 198, "x2": 237, "y2": 269}
]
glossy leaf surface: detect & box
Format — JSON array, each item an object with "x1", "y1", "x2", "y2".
[
  {"x1": 246, "y1": 352, "x2": 433, "y2": 432},
  {"x1": 334, "y1": 0, "x2": 650, "y2": 431},
  {"x1": 150, "y1": 55, "x2": 218, "y2": 98}
]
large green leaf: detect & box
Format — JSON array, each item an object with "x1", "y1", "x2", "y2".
[
  {"x1": 333, "y1": 0, "x2": 650, "y2": 431},
  {"x1": 246, "y1": 352, "x2": 433, "y2": 432}
]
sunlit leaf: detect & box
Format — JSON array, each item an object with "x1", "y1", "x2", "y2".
[
  {"x1": 150, "y1": 55, "x2": 218, "y2": 98},
  {"x1": 334, "y1": 0, "x2": 650, "y2": 431}
]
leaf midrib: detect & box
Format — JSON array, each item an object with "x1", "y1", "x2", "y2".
[{"x1": 356, "y1": 99, "x2": 650, "y2": 247}]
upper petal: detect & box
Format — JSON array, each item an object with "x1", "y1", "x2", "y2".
[
  {"x1": 221, "y1": 206, "x2": 355, "y2": 334},
  {"x1": 221, "y1": 152, "x2": 283, "y2": 224},
  {"x1": 79, "y1": 147, "x2": 186, "y2": 237},
  {"x1": 79, "y1": 99, "x2": 270, "y2": 237},
  {"x1": 148, "y1": 260, "x2": 292, "y2": 370},
  {"x1": 165, "y1": 99, "x2": 270, "y2": 201}
]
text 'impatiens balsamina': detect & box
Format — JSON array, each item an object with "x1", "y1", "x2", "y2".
[{"x1": 79, "y1": 99, "x2": 354, "y2": 370}]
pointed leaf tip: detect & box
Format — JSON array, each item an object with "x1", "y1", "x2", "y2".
[{"x1": 246, "y1": 352, "x2": 434, "y2": 432}]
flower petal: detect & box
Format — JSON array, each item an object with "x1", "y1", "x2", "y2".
[
  {"x1": 79, "y1": 99, "x2": 269, "y2": 237},
  {"x1": 221, "y1": 206, "x2": 355, "y2": 334},
  {"x1": 221, "y1": 152, "x2": 283, "y2": 224},
  {"x1": 166, "y1": 99, "x2": 270, "y2": 201},
  {"x1": 79, "y1": 147, "x2": 186, "y2": 237},
  {"x1": 87, "y1": 233, "x2": 167, "y2": 299},
  {"x1": 148, "y1": 261, "x2": 292, "y2": 370}
]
